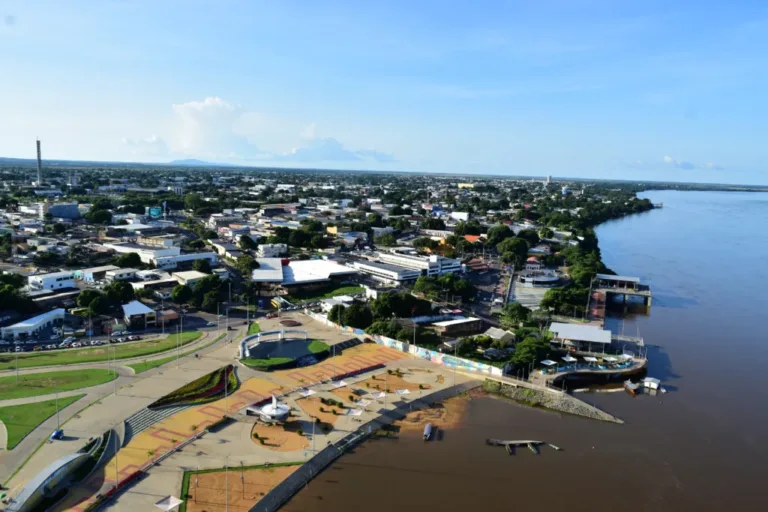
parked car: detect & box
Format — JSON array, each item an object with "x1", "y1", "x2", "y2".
[
  {"x1": 206, "y1": 321, "x2": 216, "y2": 327},
  {"x1": 63, "y1": 336, "x2": 76, "y2": 343}
]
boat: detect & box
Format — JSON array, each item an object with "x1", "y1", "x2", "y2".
[
  {"x1": 506, "y1": 444, "x2": 515, "y2": 456},
  {"x1": 624, "y1": 380, "x2": 640, "y2": 396},
  {"x1": 527, "y1": 443, "x2": 539, "y2": 455},
  {"x1": 423, "y1": 423, "x2": 433, "y2": 441}
]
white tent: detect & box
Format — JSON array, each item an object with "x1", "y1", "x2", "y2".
[
  {"x1": 345, "y1": 409, "x2": 363, "y2": 416},
  {"x1": 371, "y1": 391, "x2": 386, "y2": 399},
  {"x1": 619, "y1": 354, "x2": 633, "y2": 360},
  {"x1": 395, "y1": 389, "x2": 411, "y2": 396},
  {"x1": 331, "y1": 380, "x2": 348, "y2": 389},
  {"x1": 540, "y1": 360, "x2": 557, "y2": 366},
  {"x1": 583, "y1": 356, "x2": 598, "y2": 363},
  {"x1": 357, "y1": 399, "x2": 372, "y2": 407},
  {"x1": 604, "y1": 356, "x2": 618, "y2": 362},
  {"x1": 562, "y1": 355, "x2": 577, "y2": 363},
  {"x1": 298, "y1": 388, "x2": 316, "y2": 397},
  {"x1": 154, "y1": 496, "x2": 183, "y2": 511}
]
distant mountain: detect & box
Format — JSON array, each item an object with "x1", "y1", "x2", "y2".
[{"x1": 168, "y1": 158, "x2": 222, "y2": 166}]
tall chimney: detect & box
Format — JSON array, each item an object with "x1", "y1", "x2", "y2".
[{"x1": 36, "y1": 139, "x2": 43, "y2": 185}]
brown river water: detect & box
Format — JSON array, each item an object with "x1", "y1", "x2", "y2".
[{"x1": 284, "y1": 191, "x2": 768, "y2": 512}]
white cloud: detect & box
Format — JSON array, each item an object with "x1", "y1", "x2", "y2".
[
  {"x1": 122, "y1": 134, "x2": 168, "y2": 156},
  {"x1": 123, "y1": 96, "x2": 394, "y2": 164},
  {"x1": 663, "y1": 155, "x2": 696, "y2": 170}
]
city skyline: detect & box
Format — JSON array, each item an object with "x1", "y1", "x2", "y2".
[{"x1": 2, "y1": 1, "x2": 768, "y2": 184}]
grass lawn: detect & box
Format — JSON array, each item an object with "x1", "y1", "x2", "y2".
[
  {"x1": 247, "y1": 322, "x2": 261, "y2": 335},
  {"x1": 284, "y1": 284, "x2": 364, "y2": 303},
  {"x1": 0, "y1": 332, "x2": 202, "y2": 371},
  {"x1": 308, "y1": 340, "x2": 330, "y2": 354},
  {"x1": 127, "y1": 334, "x2": 226, "y2": 374},
  {"x1": 240, "y1": 357, "x2": 293, "y2": 370},
  {"x1": 0, "y1": 394, "x2": 85, "y2": 449},
  {"x1": 0, "y1": 369, "x2": 117, "y2": 400}
]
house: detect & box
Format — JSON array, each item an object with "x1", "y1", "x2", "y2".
[
  {"x1": 122, "y1": 301, "x2": 156, "y2": 330},
  {"x1": 27, "y1": 271, "x2": 75, "y2": 291},
  {"x1": 172, "y1": 270, "x2": 208, "y2": 287},
  {"x1": 483, "y1": 327, "x2": 515, "y2": 345},
  {"x1": 525, "y1": 257, "x2": 545, "y2": 271},
  {"x1": 257, "y1": 243, "x2": 288, "y2": 258},
  {"x1": 430, "y1": 317, "x2": 483, "y2": 336},
  {"x1": 105, "y1": 268, "x2": 138, "y2": 282},
  {"x1": 73, "y1": 265, "x2": 120, "y2": 283}
]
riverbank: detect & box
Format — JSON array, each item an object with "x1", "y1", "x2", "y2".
[{"x1": 481, "y1": 380, "x2": 623, "y2": 423}]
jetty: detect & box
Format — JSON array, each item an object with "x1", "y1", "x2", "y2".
[{"x1": 486, "y1": 439, "x2": 563, "y2": 454}]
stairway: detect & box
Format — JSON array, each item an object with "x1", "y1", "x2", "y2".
[
  {"x1": 331, "y1": 338, "x2": 363, "y2": 353},
  {"x1": 122, "y1": 405, "x2": 190, "y2": 447}
]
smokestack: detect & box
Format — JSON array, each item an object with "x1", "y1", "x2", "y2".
[{"x1": 36, "y1": 139, "x2": 43, "y2": 185}]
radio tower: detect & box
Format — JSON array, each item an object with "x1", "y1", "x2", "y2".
[{"x1": 36, "y1": 139, "x2": 43, "y2": 186}]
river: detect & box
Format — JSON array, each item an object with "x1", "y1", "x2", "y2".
[{"x1": 284, "y1": 190, "x2": 768, "y2": 512}]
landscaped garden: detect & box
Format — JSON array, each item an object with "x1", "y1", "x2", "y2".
[
  {"x1": 148, "y1": 364, "x2": 238, "y2": 410},
  {"x1": 0, "y1": 369, "x2": 117, "y2": 400},
  {"x1": 0, "y1": 393, "x2": 86, "y2": 449},
  {"x1": 0, "y1": 331, "x2": 203, "y2": 370},
  {"x1": 283, "y1": 284, "x2": 364, "y2": 303},
  {"x1": 240, "y1": 339, "x2": 330, "y2": 371}
]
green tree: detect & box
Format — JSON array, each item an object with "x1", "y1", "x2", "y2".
[
  {"x1": 184, "y1": 193, "x2": 204, "y2": 211},
  {"x1": 517, "y1": 229, "x2": 540, "y2": 247},
  {"x1": 511, "y1": 335, "x2": 550, "y2": 367},
  {"x1": 87, "y1": 295, "x2": 109, "y2": 315},
  {"x1": 413, "y1": 237, "x2": 438, "y2": 252},
  {"x1": 87, "y1": 209, "x2": 112, "y2": 225},
  {"x1": 239, "y1": 235, "x2": 257, "y2": 250},
  {"x1": 114, "y1": 252, "x2": 142, "y2": 268},
  {"x1": 498, "y1": 237, "x2": 529, "y2": 269},
  {"x1": 235, "y1": 255, "x2": 259, "y2": 276},
  {"x1": 188, "y1": 239, "x2": 206, "y2": 249},
  {"x1": 52, "y1": 223, "x2": 67, "y2": 235},
  {"x1": 171, "y1": 284, "x2": 193, "y2": 304},
  {"x1": 201, "y1": 290, "x2": 219, "y2": 313},
  {"x1": 539, "y1": 227, "x2": 554, "y2": 239},
  {"x1": 193, "y1": 258, "x2": 212, "y2": 274},
  {"x1": 342, "y1": 303, "x2": 373, "y2": 329},
  {"x1": 328, "y1": 304, "x2": 345, "y2": 324},
  {"x1": 103, "y1": 280, "x2": 135, "y2": 304},
  {"x1": 288, "y1": 229, "x2": 312, "y2": 248},
  {"x1": 77, "y1": 289, "x2": 103, "y2": 308},
  {"x1": 486, "y1": 224, "x2": 514, "y2": 248},
  {"x1": 374, "y1": 233, "x2": 397, "y2": 246},
  {"x1": 421, "y1": 217, "x2": 446, "y2": 230},
  {"x1": 499, "y1": 302, "x2": 531, "y2": 330}
]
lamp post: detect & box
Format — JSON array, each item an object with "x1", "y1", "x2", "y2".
[{"x1": 225, "y1": 455, "x2": 229, "y2": 512}]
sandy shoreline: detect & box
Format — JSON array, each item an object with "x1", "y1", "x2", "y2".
[{"x1": 395, "y1": 392, "x2": 471, "y2": 432}]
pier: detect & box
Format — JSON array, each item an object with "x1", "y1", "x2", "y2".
[{"x1": 593, "y1": 273, "x2": 652, "y2": 307}]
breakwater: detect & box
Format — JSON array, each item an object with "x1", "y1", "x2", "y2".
[{"x1": 482, "y1": 380, "x2": 623, "y2": 423}]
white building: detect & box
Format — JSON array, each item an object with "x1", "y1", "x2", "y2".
[
  {"x1": 103, "y1": 242, "x2": 217, "y2": 270},
  {"x1": 27, "y1": 271, "x2": 75, "y2": 291},
  {"x1": 105, "y1": 268, "x2": 138, "y2": 282},
  {"x1": 449, "y1": 211, "x2": 470, "y2": 222},
  {"x1": 172, "y1": 270, "x2": 208, "y2": 287},
  {"x1": 257, "y1": 243, "x2": 288, "y2": 258},
  {"x1": 1, "y1": 308, "x2": 66, "y2": 340},
  {"x1": 351, "y1": 260, "x2": 422, "y2": 284},
  {"x1": 377, "y1": 251, "x2": 462, "y2": 277}
]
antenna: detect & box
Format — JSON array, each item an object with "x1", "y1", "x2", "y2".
[{"x1": 36, "y1": 139, "x2": 43, "y2": 185}]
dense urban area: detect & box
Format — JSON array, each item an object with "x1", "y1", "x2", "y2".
[{"x1": 0, "y1": 157, "x2": 664, "y2": 511}]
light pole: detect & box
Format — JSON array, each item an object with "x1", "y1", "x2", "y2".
[
  {"x1": 225, "y1": 455, "x2": 229, "y2": 512},
  {"x1": 55, "y1": 390, "x2": 60, "y2": 430}
]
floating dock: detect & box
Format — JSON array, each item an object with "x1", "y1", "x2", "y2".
[{"x1": 487, "y1": 439, "x2": 563, "y2": 454}]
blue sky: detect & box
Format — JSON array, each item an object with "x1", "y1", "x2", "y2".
[{"x1": 2, "y1": 0, "x2": 768, "y2": 184}]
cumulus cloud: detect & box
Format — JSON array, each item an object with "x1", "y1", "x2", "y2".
[
  {"x1": 123, "y1": 96, "x2": 395, "y2": 164},
  {"x1": 663, "y1": 156, "x2": 724, "y2": 171},
  {"x1": 122, "y1": 135, "x2": 169, "y2": 156}
]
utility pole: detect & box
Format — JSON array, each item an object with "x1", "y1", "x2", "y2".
[
  {"x1": 225, "y1": 455, "x2": 229, "y2": 512},
  {"x1": 55, "y1": 390, "x2": 60, "y2": 430},
  {"x1": 15, "y1": 345, "x2": 19, "y2": 385}
]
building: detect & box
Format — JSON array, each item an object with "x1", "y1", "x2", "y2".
[
  {"x1": 27, "y1": 271, "x2": 75, "y2": 291},
  {"x1": 212, "y1": 267, "x2": 230, "y2": 280},
  {"x1": 122, "y1": 301, "x2": 156, "y2": 330},
  {"x1": 457, "y1": 183, "x2": 475, "y2": 189},
  {"x1": 105, "y1": 268, "x2": 138, "y2": 282},
  {"x1": 549, "y1": 322, "x2": 612, "y2": 352},
  {"x1": 73, "y1": 265, "x2": 120, "y2": 283},
  {"x1": 525, "y1": 257, "x2": 545, "y2": 271},
  {"x1": 172, "y1": 270, "x2": 208, "y2": 287},
  {"x1": 257, "y1": 243, "x2": 288, "y2": 258},
  {"x1": 430, "y1": 317, "x2": 483, "y2": 336},
  {"x1": 250, "y1": 258, "x2": 358, "y2": 293},
  {"x1": 103, "y1": 242, "x2": 217, "y2": 270},
  {"x1": 43, "y1": 202, "x2": 80, "y2": 220},
  {"x1": 449, "y1": 211, "x2": 470, "y2": 222},
  {"x1": 351, "y1": 260, "x2": 422, "y2": 284},
  {"x1": 378, "y1": 251, "x2": 462, "y2": 277},
  {"x1": 1, "y1": 308, "x2": 66, "y2": 340}
]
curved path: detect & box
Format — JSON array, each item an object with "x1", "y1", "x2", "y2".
[{"x1": 0, "y1": 325, "x2": 242, "y2": 485}]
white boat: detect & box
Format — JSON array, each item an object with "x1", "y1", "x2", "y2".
[{"x1": 423, "y1": 423, "x2": 433, "y2": 441}]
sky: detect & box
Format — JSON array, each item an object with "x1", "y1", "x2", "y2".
[{"x1": 2, "y1": 0, "x2": 768, "y2": 185}]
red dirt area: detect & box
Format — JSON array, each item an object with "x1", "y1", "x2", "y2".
[
  {"x1": 186, "y1": 464, "x2": 301, "y2": 512},
  {"x1": 250, "y1": 420, "x2": 309, "y2": 452},
  {"x1": 296, "y1": 397, "x2": 342, "y2": 426}
]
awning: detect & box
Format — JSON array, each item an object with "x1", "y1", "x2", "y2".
[
  {"x1": 395, "y1": 389, "x2": 411, "y2": 395},
  {"x1": 154, "y1": 496, "x2": 183, "y2": 511},
  {"x1": 604, "y1": 356, "x2": 618, "y2": 362},
  {"x1": 371, "y1": 391, "x2": 386, "y2": 399},
  {"x1": 562, "y1": 356, "x2": 577, "y2": 363},
  {"x1": 331, "y1": 380, "x2": 348, "y2": 389},
  {"x1": 619, "y1": 354, "x2": 633, "y2": 360},
  {"x1": 540, "y1": 360, "x2": 557, "y2": 366},
  {"x1": 298, "y1": 388, "x2": 316, "y2": 397},
  {"x1": 583, "y1": 356, "x2": 598, "y2": 362},
  {"x1": 345, "y1": 409, "x2": 363, "y2": 416}
]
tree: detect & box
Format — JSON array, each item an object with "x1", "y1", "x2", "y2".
[
  {"x1": 342, "y1": 303, "x2": 373, "y2": 329},
  {"x1": 454, "y1": 220, "x2": 482, "y2": 236},
  {"x1": 288, "y1": 229, "x2": 312, "y2": 248},
  {"x1": 539, "y1": 227, "x2": 554, "y2": 239},
  {"x1": 517, "y1": 229, "x2": 540, "y2": 247},
  {"x1": 188, "y1": 239, "x2": 206, "y2": 250},
  {"x1": 201, "y1": 290, "x2": 219, "y2": 313},
  {"x1": 374, "y1": 233, "x2": 397, "y2": 246},
  {"x1": 171, "y1": 284, "x2": 193, "y2": 304},
  {"x1": 103, "y1": 280, "x2": 134, "y2": 304},
  {"x1": 77, "y1": 289, "x2": 103, "y2": 308},
  {"x1": 367, "y1": 213, "x2": 384, "y2": 227},
  {"x1": 52, "y1": 223, "x2": 67, "y2": 235},
  {"x1": 328, "y1": 304, "x2": 346, "y2": 324},
  {"x1": 193, "y1": 258, "x2": 212, "y2": 274},
  {"x1": 499, "y1": 302, "x2": 531, "y2": 330},
  {"x1": 511, "y1": 335, "x2": 550, "y2": 367},
  {"x1": 235, "y1": 255, "x2": 259, "y2": 276},
  {"x1": 388, "y1": 205, "x2": 405, "y2": 216},
  {"x1": 497, "y1": 237, "x2": 529, "y2": 269},
  {"x1": 310, "y1": 234, "x2": 328, "y2": 249},
  {"x1": 87, "y1": 209, "x2": 112, "y2": 225},
  {"x1": 239, "y1": 235, "x2": 257, "y2": 251},
  {"x1": 184, "y1": 193, "x2": 205, "y2": 211},
  {"x1": 413, "y1": 237, "x2": 438, "y2": 252},
  {"x1": 115, "y1": 252, "x2": 142, "y2": 268},
  {"x1": 421, "y1": 218, "x2": 446, "y2": 230},
  {"x1": 486, "y1": 224, "x2": 514, "y2": 248},
  {"x1": 87, "y1": 295, "x2": 109, "y2": 315}
]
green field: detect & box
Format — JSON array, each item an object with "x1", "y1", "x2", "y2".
[
  {"x1": 284, "y1": 285, "x2": 364, "y2": 303},
  {"x1": 0, "y1": 332, "x2": 202, "y2": 371},
  {"x1": 128, "y1": 334, "x2": 226, "y2": 374},
  {"x1": 0, "y1": 369, "x2": 117, "y2": 400},
  {"x1": 247, "y1": 322, "x2": 261, "y2": 335},
  {"x1": 308, "y1": 340, "x2": 330, "y2": 353},
  {"x1": 240, "y1": 357, "x2": 294, "y2": 370},
  {"x1": 0, "y1": 394, "x2": 86, "y2": 449}
]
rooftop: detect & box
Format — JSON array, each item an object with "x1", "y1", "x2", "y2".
[
  {"x1": 596, "y1": 273, "x2": 641, "y2": 284},
  {"x1": 172, "y1": 270, "x2": 208, "y2": 281},
  {"x1": 549, "y1": 322, "x2": 612, "y2": 344},
  {"x1": 122, "y1": 300, "x2": 154, "y2": 316},
  {"x1": 432, "y1": 317, "x2": 480, "y2": 327},
  {"x1": 251, "y1": 258, "x2": 285, "y2": 282}
]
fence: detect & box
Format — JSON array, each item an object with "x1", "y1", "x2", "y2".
[{"x1": 303, "y1": 310, "x2": 503, "y2": 377}]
